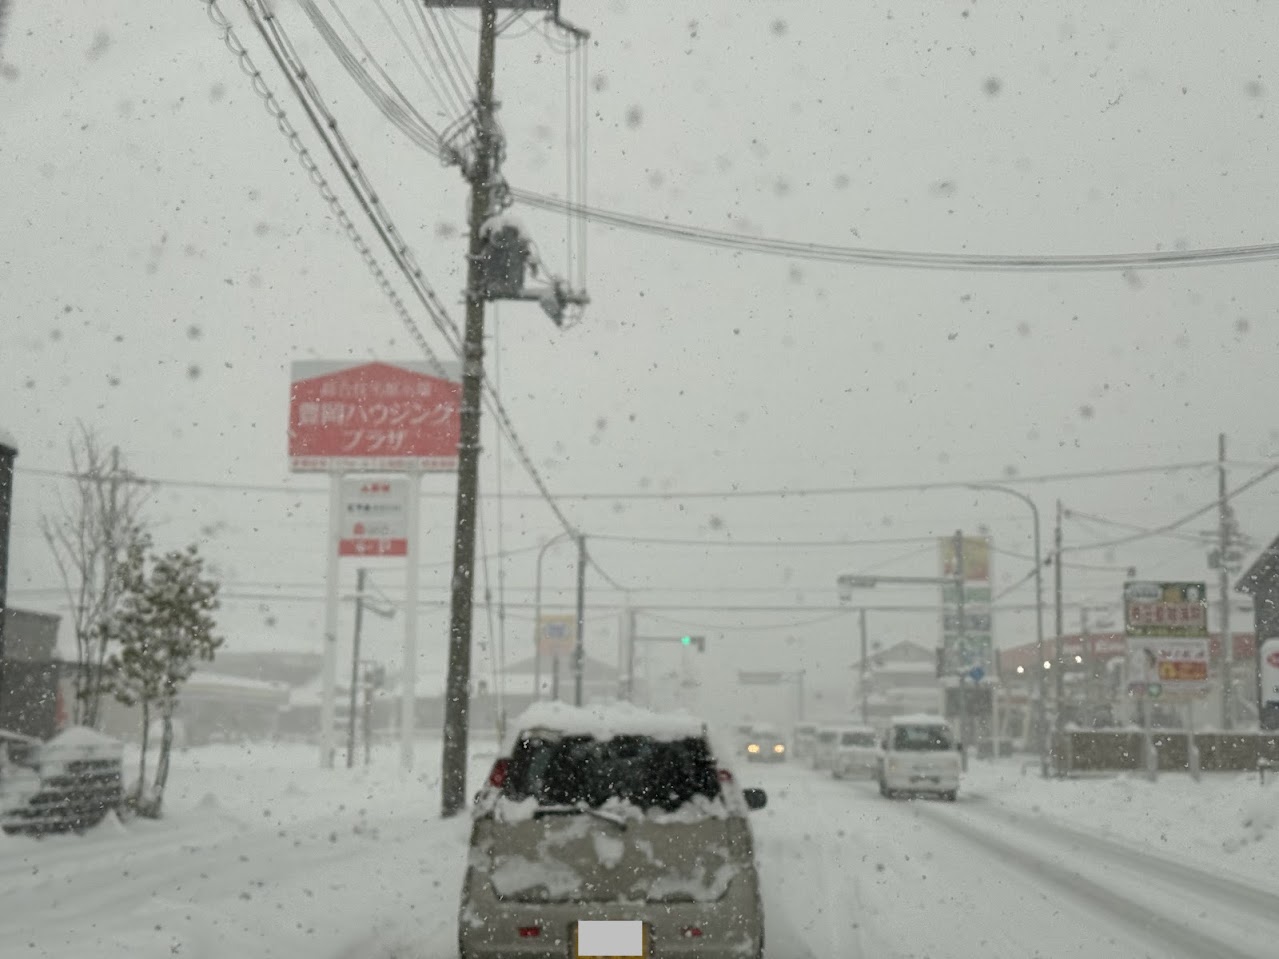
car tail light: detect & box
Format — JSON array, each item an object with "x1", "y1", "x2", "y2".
[
  {"x1": 517, "y1": 926, "x2": 541, "y2": 938},
  {"x1": 717, "y1": 768, "x2": 733, "y2": 783},
  {"x1": 488, "y1": 758, "x2": 510, "y2": 788},
  {"x1": 681, "y1": 927, "x2": 703, "y2": 938}
]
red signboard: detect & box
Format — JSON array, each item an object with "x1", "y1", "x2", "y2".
[{"x1": 289, "y1": 360, "x2": 461, "y2": 472}]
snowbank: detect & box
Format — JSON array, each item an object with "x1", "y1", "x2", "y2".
[
  {"x1": 0, "y1": 427, "x2": 15, "y2": 450},
  {"x1": 966, "y1": 760, "x2": 1279, "y2": 891}
]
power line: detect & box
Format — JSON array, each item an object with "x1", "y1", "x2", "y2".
[
  {"x1": 246, "y1": 0, "x2": 586, "y2": 542},
  {"x1": 1064, "y1": 463, "x2": 1279, "y2": 553},
  {"x1": 14, "y1": 458, "x2": 1218, "y2": 502},
  {"x1": 589, "y1": 533, "x2": 939, "y2": 549},
  {"x1": 510, "y1": 189, "x2": 1279, "y2": 273},
  {"x1": 638, "y1": 608, "x2": 856, "y2": 634},
  {"x1": 1064, "y1": 507, "x2": 1207, "y2": 546}
]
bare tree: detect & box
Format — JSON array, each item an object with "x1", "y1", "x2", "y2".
[{"x1": 40, "y1": 425, "x2": 149, "y2": 727}]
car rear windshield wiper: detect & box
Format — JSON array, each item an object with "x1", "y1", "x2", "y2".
[{"x1": 532, "y1": 803, "x2": 630, "y2": 830}]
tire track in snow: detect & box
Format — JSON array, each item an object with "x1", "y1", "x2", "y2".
[
  {"x1": 912, "y1": 802, "x2": 1267, "y2": 959},
  {"x1": 958, "y1": 791, "x2": 1279, "y2": 918}
]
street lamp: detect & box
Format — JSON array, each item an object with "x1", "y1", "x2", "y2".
[
  {"x1": 533, "y1": 531, "x2": 573, "y2": 701},
  {"x1": 966, "y1": 484, "x2": 1047, "y2": 778}
]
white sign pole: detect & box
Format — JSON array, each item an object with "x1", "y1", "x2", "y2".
[
  {"x1": 400, "y1": 471, "x2": 422, "y2": 773},
  {"x1": 321, "y1": 473, "x2": 342, "y2": 769}
]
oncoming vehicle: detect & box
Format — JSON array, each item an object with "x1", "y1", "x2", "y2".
[
  {"x1": 831, "y1": 726, "x2": 880, "y2": 780},
  {"x1": 460, "y1": 702, "x2": 768, "y2": 959},
  {"x1": 791, "y1": 723, "x2": 817, "y2": 761},
  {"x1": 877, "y1": 715, "x2": 961, "y2": 801},
  {"x1": 811, "y1": 725, "x2": 842, "y2": 771},
  {"x1": 743, "y1": 725, "x2": 786, "y2": 763}
]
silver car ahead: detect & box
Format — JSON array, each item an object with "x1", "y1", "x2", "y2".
[{"x1": 460, "y1": 705, "x2": 768, "y2": 959}]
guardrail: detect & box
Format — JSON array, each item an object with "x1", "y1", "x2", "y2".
[{"x1": 1052, "y1": 730, "x2": 1279, "y2": 778}]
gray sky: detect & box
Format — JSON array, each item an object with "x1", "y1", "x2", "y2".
[{"x1": 4, "y1": 0, "x2": 1279, "y2": 722}]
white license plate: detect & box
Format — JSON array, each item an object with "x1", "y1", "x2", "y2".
[{"x1": 572, "y1": 921, "x2": 649, "y2": 959}]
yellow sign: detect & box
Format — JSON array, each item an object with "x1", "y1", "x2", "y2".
[{"x1": 939, "y1": 535, "x2": 991, "y2": 582}]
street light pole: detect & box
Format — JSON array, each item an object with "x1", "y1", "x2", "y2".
[
  {"x1": 967, "y1": 484, "x2": 1046, "y2": 777},
  {"x1": 533, "y1": 531, "x2": 573, "y2": 702}
]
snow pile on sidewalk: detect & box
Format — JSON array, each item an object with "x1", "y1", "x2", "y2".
[
  {"x1": 965, "y1": 760, "x2": 1279, "y2": 890},
  {"x1": 0, "y1": 739, "x2": 488, "y2": 959}
]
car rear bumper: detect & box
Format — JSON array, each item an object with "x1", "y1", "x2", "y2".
[
  {"x1": 882, "y1": 769, "x2": 959, "y2": 793},
  {"x1": 460, "y1": 892, "x2": 764, "y2": 959}
]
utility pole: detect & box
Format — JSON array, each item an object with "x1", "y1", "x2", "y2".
[
  {"x1": 1053, "y1": 499, "x2": 1065, "y2": 768},
  {"x1": 346, "y1": 568, "x2": 367, "y2": 769},
  {"x1": 440, "y1": 0, "x2": 500, "y2": 819},
  {"x1": 858, "y1": 609, "x2": 869, "y2": 725},
  {"x1": 955, "y1": 530, "x2": 969, "y2": 771},
  {"x1": 573, "y1": 534, "x2": 587, "y2": 706},
  {"x1": 0, "y1": 432, "x2": 16, "y2": 727},
  {"x1": 1217, "y1": 432, "x2": 1234, "y2": 730},
  {"x1": 624, "y1": 606, "x2": 638, "y2": 702}
]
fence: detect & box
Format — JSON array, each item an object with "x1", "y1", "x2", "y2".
[{"x1": 1054, "y1": 729, "x2": 1279, "y2": 775}]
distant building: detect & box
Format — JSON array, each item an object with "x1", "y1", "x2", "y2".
[{"x1": 852, "y1": 640, "x2": 944, "y2": 726}]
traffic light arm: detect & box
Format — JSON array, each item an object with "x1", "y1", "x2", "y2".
[{"x1": 635, "y1": 635, "x2": 706, "y2": 652}]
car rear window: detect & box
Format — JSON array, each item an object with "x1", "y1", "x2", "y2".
[
  {"x1": 841, "y1": 732, "x2": 876, "y2": 747},
  {"x1": 503, "y1": 733, "x2": 721, "y2": 813},
  {"x1": 817, "y1": 731, "x2": 838, "y2": 743},
  {"x1": 892, "y1": 725, "x2": 953, "y2": 751}
]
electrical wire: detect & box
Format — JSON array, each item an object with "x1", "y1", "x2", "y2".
[
  {"x1": 589, "y1": 533, "x2": 941, "y2": 548},
  {"x1": 14, "y1": 458, "x2": 1218, "y2": 501},
  {"x1": 423, "y1": 4, "x2": 476, "y2": 111},
  {"x1": 239, "y1": 1, "x2": 637, "y2": 595},
  {"x1": 638, "y1": 608, "x2": 857, "y2": 634},
  {"x1": 312, "y1": 0, "x2": 449, "y2": 151},
  {"x1": 1063, "y1": 507, "x2": 1208, "y2": 546},
  {"x1": 510, "y1": 188, "x2": 1279, "y2": 273},
  {"x1": 198, "y1": 0, "x2": 455, "y2": 383},
  {"x1": 1064, "y1": 463, "x2": 1279, "y2": 552}
]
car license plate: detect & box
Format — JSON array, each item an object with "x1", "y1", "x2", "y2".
[{"x1": 572, "y1": 921, "x2": 649, "y2": 959}]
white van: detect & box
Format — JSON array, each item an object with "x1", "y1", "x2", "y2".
[
  {"x1": 877, "y1": 714, "x2": 961, "y2": 801},
  {"x1": 831, "y1": 726, "x2": 880, "y2": 780}
]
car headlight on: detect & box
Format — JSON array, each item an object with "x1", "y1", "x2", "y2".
[
  {"x1": 773, "y1": 744, "x2": 785, "y2": 753},
  {"x1": 747, "y1": 743, "x2": 760, "y2": 754}
]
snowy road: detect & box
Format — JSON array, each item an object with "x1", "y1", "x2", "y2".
[
  {"x1": 7, "y1": 745, "x2": 1279, "y2": 959},
  {"x1": 746, "y1": 762, "x2": 1279, "y2": 959}
]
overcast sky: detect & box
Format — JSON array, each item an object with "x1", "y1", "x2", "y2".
[{"x1": 5, "y1": 1, "x2": 1279, "y2": 723}]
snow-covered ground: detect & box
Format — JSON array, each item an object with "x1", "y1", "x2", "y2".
[{"x1": 5, "y1": 742, "x2": 1279, "y2": 958}]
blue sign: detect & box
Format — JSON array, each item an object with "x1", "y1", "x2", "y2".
[{"x1": 967, "y1": 665, "x2": 985, "y2": 683}]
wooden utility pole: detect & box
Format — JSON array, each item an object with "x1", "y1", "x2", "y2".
[
  {"x1": 1053, "y1": 499, "x2": 1065, "y2": 767},
  {"x1": 1217, "y1": 433, "x2": 1233, "y2": 730},
  {"x1": 346, "y1": 568, "x2": 367, "y2": 769},
  {"x1": 573, "y1": 534, "x2": 587, "y2": 706},
  {"x1": 440, "y1": 0, "x2": 500, "y2": 819}
]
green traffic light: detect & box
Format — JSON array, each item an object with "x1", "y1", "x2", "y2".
[{"x1": 681, "y1": 636, "x2": 691, "y2": 645}]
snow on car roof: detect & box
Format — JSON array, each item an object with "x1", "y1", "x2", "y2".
[
  {"x1": 889, "y1": 713, "x2": 951, "y2": 726},
  {"x1": 503, "y1": 700, "x2": 708, "y2": 752}
]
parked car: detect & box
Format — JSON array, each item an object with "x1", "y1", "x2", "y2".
[
  {"x1": 791, "y1": 722, "x2": 818, "y2": 761},
  {"x1": 460, "y1": 702, "x2": 768, "y2": 959},
  {"x1": 831, "y1": 726, "x2": 880, "y2": 780},
  {"x1": 877, "y1": 714, "x2": 961, "y2": 801},
  {"x1": 743, "y1": 724, "x2": 786, "y2": 763},
  {"x1": 811, "y1": 725, "x2": 842, "y2": 771}
]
